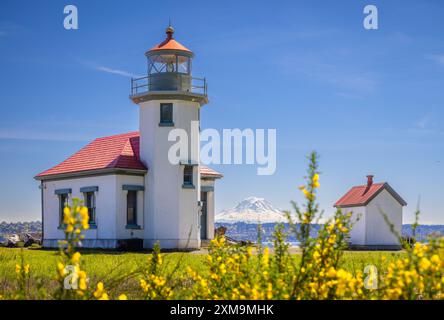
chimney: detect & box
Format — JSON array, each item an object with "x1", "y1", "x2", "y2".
[{"x1": 366, "y1": 175, "x2": 374, "y2": 188}]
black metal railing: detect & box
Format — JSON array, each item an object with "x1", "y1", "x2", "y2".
[{"x1": 131, "y1": 74, "x2": 207, "y2": 96}]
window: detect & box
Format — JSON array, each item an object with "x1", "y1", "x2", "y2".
[
  {"x1": 177, "y1": 55, "x2": 190, "y2": 74},
  {"x1": 148, "y1": 54, "x2": 190, "y2": 74},
  {"x1": 160, "y1": 103, "x2": 173, "y2": 125},
  {"x1": 84, "y1": 192, "x2": 96, "y2": 225},
  {"x1": 183, "y1": 165, "x2": 194, "y2": 187},
  {"x1": 127, "y1": 190, "x2": 138, "y2": 226},
  {"x1": 59, "y1": 193, "x2": 68, "y2": 225}
]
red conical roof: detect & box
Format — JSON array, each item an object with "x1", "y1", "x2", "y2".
[{"x1": 147, "y1": 25, "x2": 192, "y2": 54}]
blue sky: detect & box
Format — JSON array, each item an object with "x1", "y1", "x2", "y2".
[{"x1": 0, "y1": 0, "x2": 443, "y2": 223}]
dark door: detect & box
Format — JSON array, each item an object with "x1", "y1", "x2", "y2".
[{"x1": 200, "y1": 192, "x2": 208, "y2": 239}]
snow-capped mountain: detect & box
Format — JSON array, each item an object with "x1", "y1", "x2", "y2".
[{"x1": 216, "y1": 197, "x2": 290, "y2": 224}]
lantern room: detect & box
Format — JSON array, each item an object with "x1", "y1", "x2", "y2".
[
  {"x1": 130, "y1": 25, "x2": 208, "y2": 105},
  {"x1": 147, "y1": 26, "x2": 193, "y2": 72}
]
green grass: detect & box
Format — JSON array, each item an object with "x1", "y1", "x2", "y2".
[
  {"x1": 0, "y1": 248, "x2": 207, "y2": 280},
  {"x1": 0, "y1": 247, "x2": 405, "y2": 299}
]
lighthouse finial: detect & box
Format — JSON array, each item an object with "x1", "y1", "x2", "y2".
[{"x1": 166, "y1": 18, "x2": 174, "y2": 39}]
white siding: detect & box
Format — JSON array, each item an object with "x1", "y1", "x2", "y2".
[
  {"x1": 42, "y1": 175, "x2": 118, "y2": 246},
  {"x1": 341, "y1": 206, "x2": 366, "y2": 245},
  {"x1": 42, "y1": 174, "x2": 146, "y2": 248},
  {"x1": 365, "y1": 189, "x2": 402, "y2": 246},
  {"x1": 139, "y1": 99, "x2": 201, "y2": 249}
]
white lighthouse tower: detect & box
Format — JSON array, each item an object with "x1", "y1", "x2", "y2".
[{"x1": 130, "y1": 25, "x2": 208, "y2": 249}]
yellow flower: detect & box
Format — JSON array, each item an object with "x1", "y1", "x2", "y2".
[
  {"x1": 200, "y1": 279, "x2": 208, "y2": 287},
  {"x1": 79, "y1": 278, "x2": 87, "y2": 291},
  {"x1": 24, "y1": 264, "x2": 30, "y2": 274},
  {"x1": 80, "y1": 206, "x2": 88, "y2": 217},
  {"x1": 327, "y1": 267, "x2": 337, "y2": 278},
  {"x1": 419, "y1": 258, "x2": 431, "y2": 271},
  {"x1": 57, "y1": 262, "x2": 66, "y2": 277},
  {"x1": 118, "y1": 294, "x2": 128, "y2": 300},
  {"x1": 99, "y1": 293, "x2": 109, "y2": 300},
  {"x1": 313, "y1": 173, "x2": 319, "y2": 182},
  {"x1": 430, "y1": 254, "x2": 441, "y2": 265},
  {"x1": 312, "y1": 173, "x2": 320, "y2": 188},
  {"x1": 71, "y1": 252, "x2": 81, "y2": 264},
  {"x1": 66, "y1": 224, "x2": 74, "y2": 233},
  {"x1": 219, "y1": 263, "x2": 227, "y2": 274},
  {"x1": 300, "y1": 188, "x2": 314, "y2": 200},
  {"x1": 15, "y1": 264, "x2": 21, "y2": 274},
  {"x1": 140, "y1": 279, "x2": 148, "y2": 292},
  {"x1": 63, "y1": 210, "x2": 71, "y2": 224},
  {"x1": 266, "y1": 283, "x2": 273, "y2": 299},
  {"x1": 313, "y1": 250, "x2": 321, "y2": 260},
  {"x1": 262, "y1": 247, "x2": 270, "y2": 266},
  {"x1": 94, "y1": 282, "x2": 105, "y2": 299}
]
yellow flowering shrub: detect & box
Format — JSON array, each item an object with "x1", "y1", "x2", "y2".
[
  {"x1": 139, "y1": 242, "x2": 173, "y2": 299},
  {"x1": 186, "y1": 151, "x2": 443, "y2": 300},
  {"x1": 381, "y1": 239, "x2": 443, "y2": 299},
  {"x1": 54, "y1": 198, "x2": 90, "y2": 299},
  {"x1": 12, "y1": 250, "x2": 31, "y2": 299},
  {"x1": 3, "y1": 151, "x2": 443, "y2": 300}
]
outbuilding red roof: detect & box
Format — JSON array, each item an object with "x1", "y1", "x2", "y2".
[
  {"x1": 334, "y1": 180, "x2": 407, "y2": 208},
  {"x1": 35, "y1": 132, "x2": 222, "y2": 180}
]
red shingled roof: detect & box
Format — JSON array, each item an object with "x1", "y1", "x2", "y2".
[
  {"x1": 334, "y1": 182, "x2": 407, "y2": 208},
  {"x1": 36, "y1": 132, "x2": 146, "y2": 178},
  {"x1": 200, "y1": 165, "x2": 223, "y2": 178},
  {"x1": 35, "y1": 132, "x2": 222, "y2": 179}
]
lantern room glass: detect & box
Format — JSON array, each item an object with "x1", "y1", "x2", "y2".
[{"x1": 148, "y1": 53, "x2": 191, "y2": 75}]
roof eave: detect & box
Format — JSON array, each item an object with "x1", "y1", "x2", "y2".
[
  {"x1": 34, "y1": 167, "x2": 147, "y2": 181},
  {"x1": 145, "y1": 48, "x2": 194, "y2": 57},
  {"x1": 334, "y1": 203, "x2": 366, "y2": 209},
  {"x1": 201, "y1": 174, "x2": 223, "y2": 180},
  {"x1": 383, "y1": 182, "x2": 408, "y2": 206}
]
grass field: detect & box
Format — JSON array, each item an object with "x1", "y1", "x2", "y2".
[{"x1": 0, "y1": 247, "x2": 405, "y2": 299}]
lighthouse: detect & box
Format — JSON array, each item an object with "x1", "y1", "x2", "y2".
[
  {"x1": 130, "y1": 25, "x2": 209, "y2": 249},
  {"x1": 35, "y1": 25, "x2": 221, "y2": 250}
]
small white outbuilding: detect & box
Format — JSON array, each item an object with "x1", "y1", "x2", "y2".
[{"x1": 334, "y1": 175, "x2": 407, "y2": 250}]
